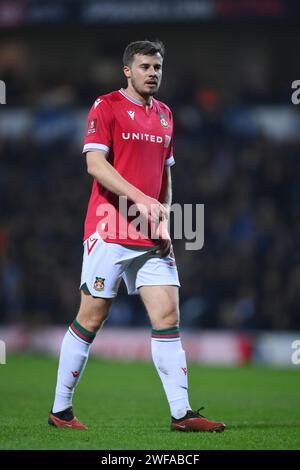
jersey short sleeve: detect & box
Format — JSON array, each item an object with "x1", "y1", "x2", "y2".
[
  {"x1": 164, "y1": 109, "x2": 175, "y2": 167},
  {"x1": 82, "y1": 98, "x2": 114, "y2": 155},
  {"x1": 165, "y1": 135, "x2": 175, "y2": 167}
]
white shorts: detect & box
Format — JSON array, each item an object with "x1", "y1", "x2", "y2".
[{"x1": 80, "y1": 231, "x2": 180, "y2": 298}]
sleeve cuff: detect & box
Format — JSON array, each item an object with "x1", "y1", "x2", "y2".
[
  {"x1": 165, "y1": 156, "x2": 175, "y2": 167},
  {"x1": 83, "y1": 143, "x2": 110, "y2": 154}
]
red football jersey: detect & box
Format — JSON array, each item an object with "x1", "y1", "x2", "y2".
[{"x1": 82, "y1": 88, "x2": 175, "y2": 247}]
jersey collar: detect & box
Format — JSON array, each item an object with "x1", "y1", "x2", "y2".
[{"x1": 119, "y1": 88, "x2": 153, "y2": 108}]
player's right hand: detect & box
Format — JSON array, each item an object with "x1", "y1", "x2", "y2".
[
  {"x1": 153, "y1": 219, "x2": 172, "y2": 258},
  {"x1": 135, "y1": 194, "x2": 168, "y2": 225}
]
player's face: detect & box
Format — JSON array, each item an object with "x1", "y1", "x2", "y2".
[{"x1": 124, "y1": 53, "x2": 163, "y2": 97}]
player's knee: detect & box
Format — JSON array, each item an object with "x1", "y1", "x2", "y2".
[
  {"x1": 86, "y1": 309, "x2": 108, "y2": 331},
  {"x1": 77, "y1": 304, "x2": 110, "y2": 332},
  {"x1": 153, "y1": 305, "x2": 179, "y2": 330}
]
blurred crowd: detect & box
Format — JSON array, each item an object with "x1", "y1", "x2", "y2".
[{"x1": 0, "y1": 35, "x2": 299, "y2": 331}]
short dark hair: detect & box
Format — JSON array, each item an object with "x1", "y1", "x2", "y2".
[{"x1": 123, "y1": 40, "x2": 165, "y2": 66}]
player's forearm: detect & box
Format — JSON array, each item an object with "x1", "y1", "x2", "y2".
[
  {"x1": 159, "y1": 167, "x2": 172, "y2": 216},
  {"x1": 87, "y1": 154, "x2": 144, "y2": 203}
]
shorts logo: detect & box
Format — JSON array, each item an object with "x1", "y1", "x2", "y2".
[
  {"x1": 94, "y1": 277, "x2": 105, "y2": 291},
  {"x1": 87, "y1": 237, "x2": 98, "y2": 255},
  {"x1": 87, "y1": 119, "x2": 97, "y2": 135},
  {"x1": 159, "y1": 113, "x2": 169, "y2": 128}
]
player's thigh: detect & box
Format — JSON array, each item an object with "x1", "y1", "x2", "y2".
[
  {"x1": 77, "y1": 291, "x2": 113, "y2": 330},
  {"x1": 139, "y1": 285, "x2": 180, "y2": 329}
]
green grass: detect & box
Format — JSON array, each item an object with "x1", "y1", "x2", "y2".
[{"x1": 0, "y1": 354, "x2": 299, "y2": 450}]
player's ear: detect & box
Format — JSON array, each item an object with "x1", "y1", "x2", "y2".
[{"x1": 123, "y1": 65, "x2": 131, "y2": 79}]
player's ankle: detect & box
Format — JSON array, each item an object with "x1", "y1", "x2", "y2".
[{"x1": 51, "y1": 406, "x2": 74, "y2": 421}]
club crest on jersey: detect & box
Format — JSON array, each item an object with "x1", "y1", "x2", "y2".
[
  {"x1": 87, "y1": 119, "x2": 97, "y2": 135},
  {"x1": 94, "y1": 277, "x2": 105, "y2": 292},
  {"x1": 159, "y1": 114, "x2": 169, "y2": 128}
]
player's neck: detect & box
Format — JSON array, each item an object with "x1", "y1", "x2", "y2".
[{"x1": 123, "y1": 86, "x2": 152, "y2": 107}]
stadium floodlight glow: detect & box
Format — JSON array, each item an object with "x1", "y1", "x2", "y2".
[{"x1": 0, "y1": 80, "x2": 6, "y2": 104}]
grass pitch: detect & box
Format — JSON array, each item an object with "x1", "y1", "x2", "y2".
[{"x1": 0, "y1": 354, "x2": 299, "y2": 450}]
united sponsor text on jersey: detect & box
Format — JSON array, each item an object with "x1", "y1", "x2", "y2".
[{"x1": 122, "y1": 132, "x2": 170, "y2": 146}]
